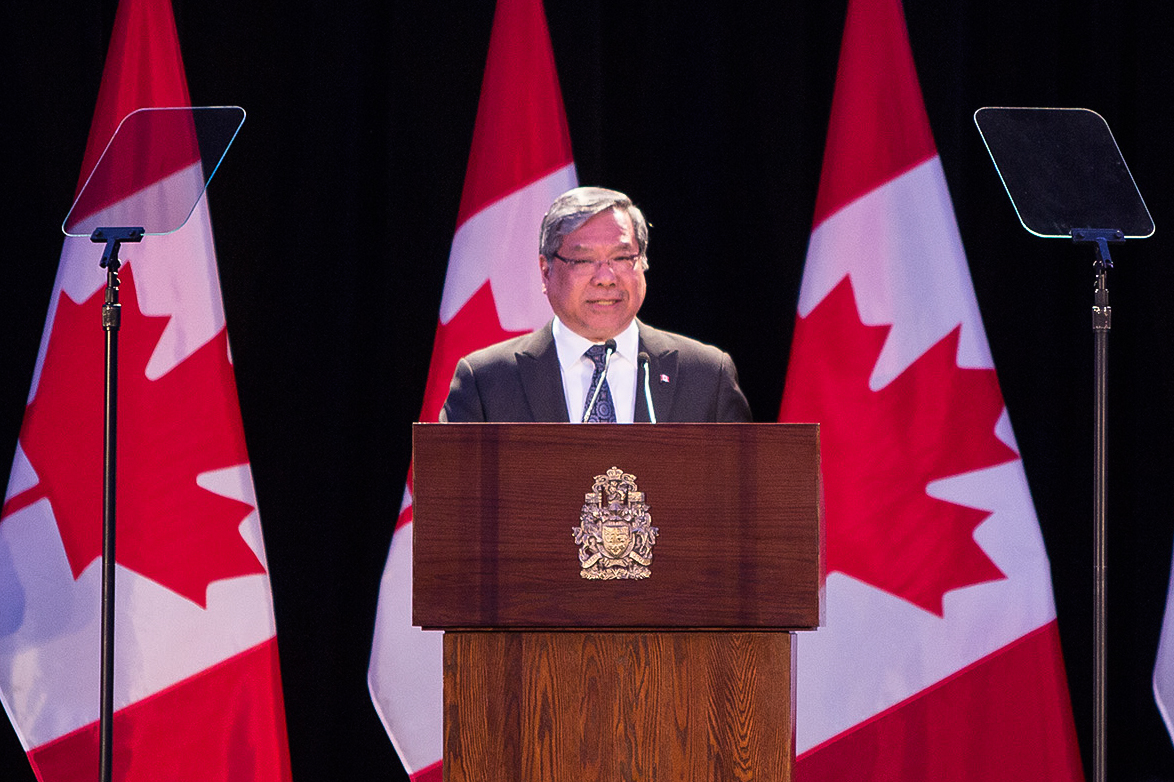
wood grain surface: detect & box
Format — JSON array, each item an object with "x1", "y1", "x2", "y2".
[
  {"x1": 443, "y1": 631, "x2": 795, "y2": 782},
  {"x1": 413, "y1": 423, "x2": 823, "y2": 630}
]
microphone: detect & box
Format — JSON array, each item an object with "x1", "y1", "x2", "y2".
[
  {"x1": 638, "y1": 352, "x2": 657, "y2": 423},
  {"x1": 582, "y1": 339, "x2": 617, "y2": 423}
]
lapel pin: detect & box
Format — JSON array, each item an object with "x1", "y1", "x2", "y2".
[{"x1": 660, "y1": 374, "x2": 670, "y2": 384}]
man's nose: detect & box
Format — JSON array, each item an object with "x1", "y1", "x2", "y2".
[{"x1": 591, "y1": 259, "x2": 619, "y2": 283}]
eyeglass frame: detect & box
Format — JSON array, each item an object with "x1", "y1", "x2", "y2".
[{"x1": 550, "y1": 252, "x2": 647, "y2": 274}]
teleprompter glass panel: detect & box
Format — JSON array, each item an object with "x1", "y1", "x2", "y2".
[
  {"x1": 63, "y1": 106, "x2": 245, "y2": 237},
  {"x1": 974, "y1": 107, "x2": 1153, "y2": 239}
]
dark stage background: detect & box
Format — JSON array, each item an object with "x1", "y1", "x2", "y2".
[{"x1": 4, "y1": 1, "x2": 1174, "y2": 779}]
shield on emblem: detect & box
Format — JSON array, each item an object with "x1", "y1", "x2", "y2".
[{"x1": 601, "y1": 520, "x2": 632, "y2": 557}]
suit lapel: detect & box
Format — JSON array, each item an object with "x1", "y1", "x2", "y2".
[
  {"x1": 637, "y1": 322, "x2": 679, "y2": 423},
  {"x1": 517, "y1": 323, "x2": 570, "y2": 422}
]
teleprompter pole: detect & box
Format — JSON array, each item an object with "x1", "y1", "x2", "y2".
[
  {"x1": 1073, "y1": 227, "x2": 1122, "y2": 782},
  {"x1": 91, "y1": 226, "x2": 143, "y2": 782}
]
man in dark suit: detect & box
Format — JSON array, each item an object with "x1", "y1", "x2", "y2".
[{"x1": 440, "y1": 187, "x2": 751, "y2": 423}]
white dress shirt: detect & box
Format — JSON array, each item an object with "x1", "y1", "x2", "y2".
[{"x1": 552, "y1": 317, "x2": 639, "y2": 423}]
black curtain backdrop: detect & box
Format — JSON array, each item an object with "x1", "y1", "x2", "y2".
[{"x1": 3, "y1": 1, "x2": 1174, "y2": 780}]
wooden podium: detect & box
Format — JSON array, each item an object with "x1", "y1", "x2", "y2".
[{"x1": 413, "y1": 423, "x2": 823, "y2": 782}]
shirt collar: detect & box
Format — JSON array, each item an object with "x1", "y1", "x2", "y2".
[{"x1": 552, "y1": 317, "x2": 639, "y2": 370}]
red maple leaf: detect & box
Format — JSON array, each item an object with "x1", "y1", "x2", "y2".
[
  {"x1": 1, "y1": 265, "x2": 264, "y2": 607},
  {"x1": 417, "y1": 281, "x2": 535, "y2": 423},
  {"x1": 781, "y1": 277, "x2": 1016, "y2": 615}
]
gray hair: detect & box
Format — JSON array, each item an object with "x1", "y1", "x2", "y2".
[{"x1": 539, "y1": 186, "x2": 650, "y2": 269}]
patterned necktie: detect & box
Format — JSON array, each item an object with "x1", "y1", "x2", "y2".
[{"x1": 583, "y1": 344, "x2": 617, "y2": 423}]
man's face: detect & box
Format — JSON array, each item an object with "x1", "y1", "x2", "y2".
[{"x1": 539, "y1": 208, "x2": 646, "y2": 342}]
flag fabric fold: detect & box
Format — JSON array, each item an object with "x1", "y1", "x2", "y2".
[
  {"x1": 1154, "y1": 549, "x2": 1174, "y2": 741},
  {"x1": 367, "y1": 0, "x2": 576, "y2": 779},
  {"x1": 780, "y1": 0, "x2": 1083, "y2": 779},
  {"x1": 0, "y1": 0, "x2": 291, "y2": 779}
]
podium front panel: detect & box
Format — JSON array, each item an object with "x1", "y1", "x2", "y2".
[
  {"x1": 412, "y1": 423, "x2": 822, "y2": 630},
  {"x1": 443, "y1": 631, "x2": 795, "y2": 782}
]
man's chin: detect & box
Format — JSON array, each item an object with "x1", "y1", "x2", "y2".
[{"x1": 582, "y1": 319, "x2": 632, "y2": 342}]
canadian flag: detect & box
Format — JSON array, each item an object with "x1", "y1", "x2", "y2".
[
  {"x1": 0, "y1": 0, "x2": 291, "y2": 780},
  {"x1": 366, "y1": 0, "x2": 575, "y2": 778},
  {"x1": 780, "y1": 0, "x2": 1084, "y2": 779}
]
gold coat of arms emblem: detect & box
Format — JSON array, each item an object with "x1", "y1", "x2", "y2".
[{"x1": 573, "y1": 466, "x2": 658, "y2": 580}]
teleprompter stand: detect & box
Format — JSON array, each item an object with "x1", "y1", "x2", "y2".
[
  {"x1": 61, "y1": 106, "x2": 245, "y2": 782},
  {"x1": 975, "y1": 106, "x2": 1155, "y2": 782}
]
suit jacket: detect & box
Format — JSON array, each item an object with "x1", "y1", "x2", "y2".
[{"x1": 440, "y1": 320, "x2": 752, "y2": 423}]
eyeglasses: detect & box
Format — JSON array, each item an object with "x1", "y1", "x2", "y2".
[{"x1": 551, "y1": 253, "x2": 645, "y2": 275}]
